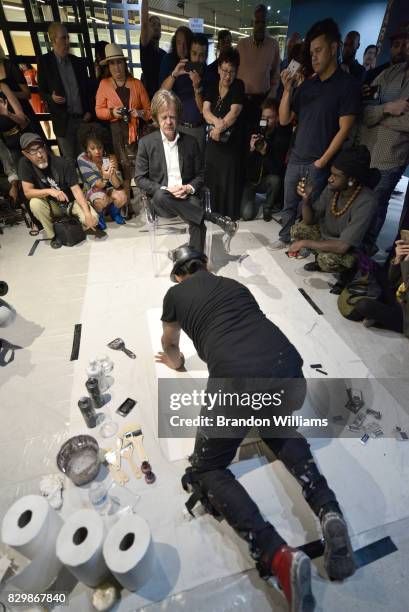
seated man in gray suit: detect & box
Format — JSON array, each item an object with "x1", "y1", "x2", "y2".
[{"x1": 135, "y1": 89, "x2": 238, "y2": 252}]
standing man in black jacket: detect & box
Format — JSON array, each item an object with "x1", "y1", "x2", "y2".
[
  {"x1": 135, "y1": 90, "x2": 238, "y2": 253},
  {"x1": 240, "y1": 97, "x2": 292, "y2": 221},
  {"x1": 37, "y1": 22, "x2": 93, "y2": 160}
]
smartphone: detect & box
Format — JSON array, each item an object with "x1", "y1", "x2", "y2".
[
  {"x1": 287, "y1": 59, "x2": 301, "y2": 77},
  {"x1": 184, "y1": 61, "x2": 204, "y2": 75},
  {"x1": 116, "y1": 397, "x2": 136, "y2": 417},
  {"x1": 363, "y1": 84, "x2": 381, "y2": 101},
  {"x1": 102, "y1": 157, "x2": 110, "y2": 171}
]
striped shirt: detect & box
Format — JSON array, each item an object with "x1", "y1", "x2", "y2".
[{"x1": 358, "y1": 63, "x2": 409, "y2": 170}]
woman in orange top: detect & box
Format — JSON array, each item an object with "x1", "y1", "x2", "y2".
[{"x1": 96, "y1": 44, "x2": 151, "y2": 204}]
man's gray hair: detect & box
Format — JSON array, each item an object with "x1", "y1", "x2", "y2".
[{"x1": 151, "y1": 89, "x2": 182, "y2": 125}]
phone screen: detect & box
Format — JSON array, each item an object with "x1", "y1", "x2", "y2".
[{"x1": 102, "y1": 157, "x2": 110, "y2": 171}]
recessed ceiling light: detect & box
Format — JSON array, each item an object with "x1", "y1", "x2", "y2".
[
  {"x1": 277, "y1": 9, "x2": 280, "y2": 13},
  {"x1": 267, "y1": 5, "x2": 271, "y2": 9}
]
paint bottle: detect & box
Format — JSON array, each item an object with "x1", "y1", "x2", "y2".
[
  {"x1": 78, "y1": 396, "x2": 97, "y2": 428},
  {"x1": 96, "y1": 354, "x2": 114, "y2": 375},
  {"x1": 87, "y1": 359, "x2": 108, "y2": 392},
  {"x1": 86, "y1": 377, "x2": 105, "y2": 409}
]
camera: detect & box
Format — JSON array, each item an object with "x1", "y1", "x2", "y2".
[
  {"x1": 117, "y1": 106, "x2": 131, "y2": 124},
  {"x1": 254, "y1": 119, "x2": 268, "y2": 152}
]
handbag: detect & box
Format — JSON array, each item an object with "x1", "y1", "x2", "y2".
[
  {"x1": 48, "y1": 202, "x2": 86, "y2": 247},
  {"x1": 337, "y1": 269, "x2": 381, "y2": 321},
  {"x1": 206, "y1": 123, "x2": 233, "y2": 143}
]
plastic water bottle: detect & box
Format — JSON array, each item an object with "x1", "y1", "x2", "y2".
[{"x1": 88, "y1": 482, "x2": 110, "y2": 514}]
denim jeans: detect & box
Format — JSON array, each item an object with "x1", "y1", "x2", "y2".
[
  {"x1": 369, "y1": 166, "x2": 406, "y2": 242},
  {"x1": 240, "y1": 174, "x2": 282, "y2": 221},
  {"x1": 279, "y1": 162, "x2": 329, "y2": 243}
]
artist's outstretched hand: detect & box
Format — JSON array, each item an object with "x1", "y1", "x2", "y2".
[{"x1": 155, "y1": 351, "x2": 186, "y2": 371}]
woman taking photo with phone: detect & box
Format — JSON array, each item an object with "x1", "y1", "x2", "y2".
[{"x1": 77, "y1": 122, "x2": 127, "y2": 230}]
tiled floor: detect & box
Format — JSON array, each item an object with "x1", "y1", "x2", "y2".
[{"x1": 0, "y1": 179, "x2": 408, "y2": 611}]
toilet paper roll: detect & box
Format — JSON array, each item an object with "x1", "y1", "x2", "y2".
[
  {"x1": 103, "y1": 515, "x2": 154, "y2": 592},
  {"x1": 1, "y1": 494, "x2": 63, "y2": 591},
  {"x1": 56, "y1": 509, "x2": 111, "y2": 587}
]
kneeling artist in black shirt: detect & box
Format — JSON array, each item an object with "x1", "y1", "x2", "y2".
[{"x1": 156, "y1": 246, "x2": 356, "y2": 612}]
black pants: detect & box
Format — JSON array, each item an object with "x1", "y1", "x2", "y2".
[
  {"x1": 152, "y1": 189, "x2": 206, "y2": 252},
  {"x1": 187, "y1": 355, "x2": 339, "y2": 566}
]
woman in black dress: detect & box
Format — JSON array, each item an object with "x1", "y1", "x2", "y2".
[{"x1": 203, "y1": 49, "x2": 245, "y2": 220}]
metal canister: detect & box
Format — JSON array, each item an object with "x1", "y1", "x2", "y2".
[
  {"x1": 86, "y1": 377, "x2": 104, "y2": 409},
  {"x1": 78, "y1": 396, "x2": 97, "y2": 428}
]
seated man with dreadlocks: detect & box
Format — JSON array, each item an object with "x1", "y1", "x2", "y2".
[{"x1": 155, "y1": 245, "x2": 356, "y2": 612}]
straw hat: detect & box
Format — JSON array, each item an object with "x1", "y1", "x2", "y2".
[{"x1": 100, "y1": 43, "x2": 128, "y2": 65}]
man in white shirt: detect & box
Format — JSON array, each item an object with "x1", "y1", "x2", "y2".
[{"x1": 135, "y1": 90, "x2": 238, "y2": 252}]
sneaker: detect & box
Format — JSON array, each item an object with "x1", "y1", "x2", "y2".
[
  {"x1": 268, "y1": 240, "x2": 288, "y2": 251},
  {"x1": 263, "y1": 209, "x2": 273, "y2": 222},
  {"x1": 304, "y1": 261, "x2": 321, "y2": 272},
  {"x1": 271, "y1": 545, "x2": 316, "y2": 612},
  {"x1": 363, "y1": 318, "x2": 376, "y2": 328},
  {"x1": 321, "y1": 512, "x2": 356, "y2": 581},
  {"x1": 50, "y1": 237, "x2": 62, "y2": 249}
]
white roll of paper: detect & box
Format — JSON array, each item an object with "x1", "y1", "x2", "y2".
[
  {"x1": 56, "y1": 509, "x2": 111, "y2": 587},
  {"x1": 1, "y1": 495, "x2": 63, "y2": 591},
  {"x1": 103, "y1": 515, "x2": 154, "y2": 592}
]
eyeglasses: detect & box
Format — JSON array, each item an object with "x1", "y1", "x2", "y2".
[
  {"x1": 26, "y1": 145, "x2": 45, "y2": 155},
  {"x1": 220, "y1": 68, "x2": 236, "y2": 77}
]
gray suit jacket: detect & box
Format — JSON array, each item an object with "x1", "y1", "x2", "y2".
[{"x1": 135, "y1": 130, "x2": 204, "y2": 196}]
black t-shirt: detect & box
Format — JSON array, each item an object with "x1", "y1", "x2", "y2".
[
  {"x1": 18, "y1": 154, "x2": 78, "y2": 202},
  {"x1": 1, "y1": 60, "x2": 36, "y2": 120},
  {"x1": 140, "y1": 39, "x2": 166, "y2": 100},
  {"x1": 290, "y1": 68, "x2": 362, "y2": 164},
  {"x1": 161, "y1": 270, "x2": 300, "y2": 377}
]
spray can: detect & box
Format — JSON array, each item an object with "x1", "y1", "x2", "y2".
[
  {"x1": 86, "y1": 377, "x2": 105, "y2": 409},
  {"x1": 78, "y1": 396, "x2": 97, "y2": 428}
]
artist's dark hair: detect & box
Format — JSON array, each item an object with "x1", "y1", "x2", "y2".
[
  {"x1": 306, "y1": 18, "x2": 342, "y2": 47},
  {"x1": 364, "y1": 44, "x2": 377, "y2": 55},
  {"x1": 217, "y1": 48, "x2": 240, "y2": 69},
  {"x1": 170, "y1": 26, "x2": 193, "y2": 61},
  {"x1": 175, "y1": 259, "x2": 206, "y2": 277},
  {"x1": 191, "y1": 33, "x2": 209, "y2": 60},
  {"x1": 78, "y1": 122, "x2": 112, "y2": 153}
]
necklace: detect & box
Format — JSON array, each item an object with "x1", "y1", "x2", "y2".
[
  {"x1": 331, "y1": 185, "x2": 362, "y2": 217},
  {"x1": 112, "y1": 76, "x2": 127, "y2": 89}
]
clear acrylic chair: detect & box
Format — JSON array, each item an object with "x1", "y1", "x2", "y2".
[{"x1": 141, "y1": 187, "x2": 213, "y2": 277}]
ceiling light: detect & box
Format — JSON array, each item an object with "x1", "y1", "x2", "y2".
[{"x1": 277, "y1": 9, "x2": 280, "y2": 13}]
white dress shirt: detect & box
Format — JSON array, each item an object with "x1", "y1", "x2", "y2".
[
  {"x1": 161, "y1": 131, "x2": 182, "y2": 187},
  {"x1": 160, "y1": 131, "x2": 195, "y2": 193}
]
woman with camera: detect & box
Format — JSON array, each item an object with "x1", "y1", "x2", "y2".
[
  {"x1": 77, "y1": 122, "x2": 127, "y2": 230},
  {"x1": 95, "y1": 44, "x2": 151, "y2": 206},
  {"x1": 203, "y1": 49, "x2": 245, "y2": 220}
]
